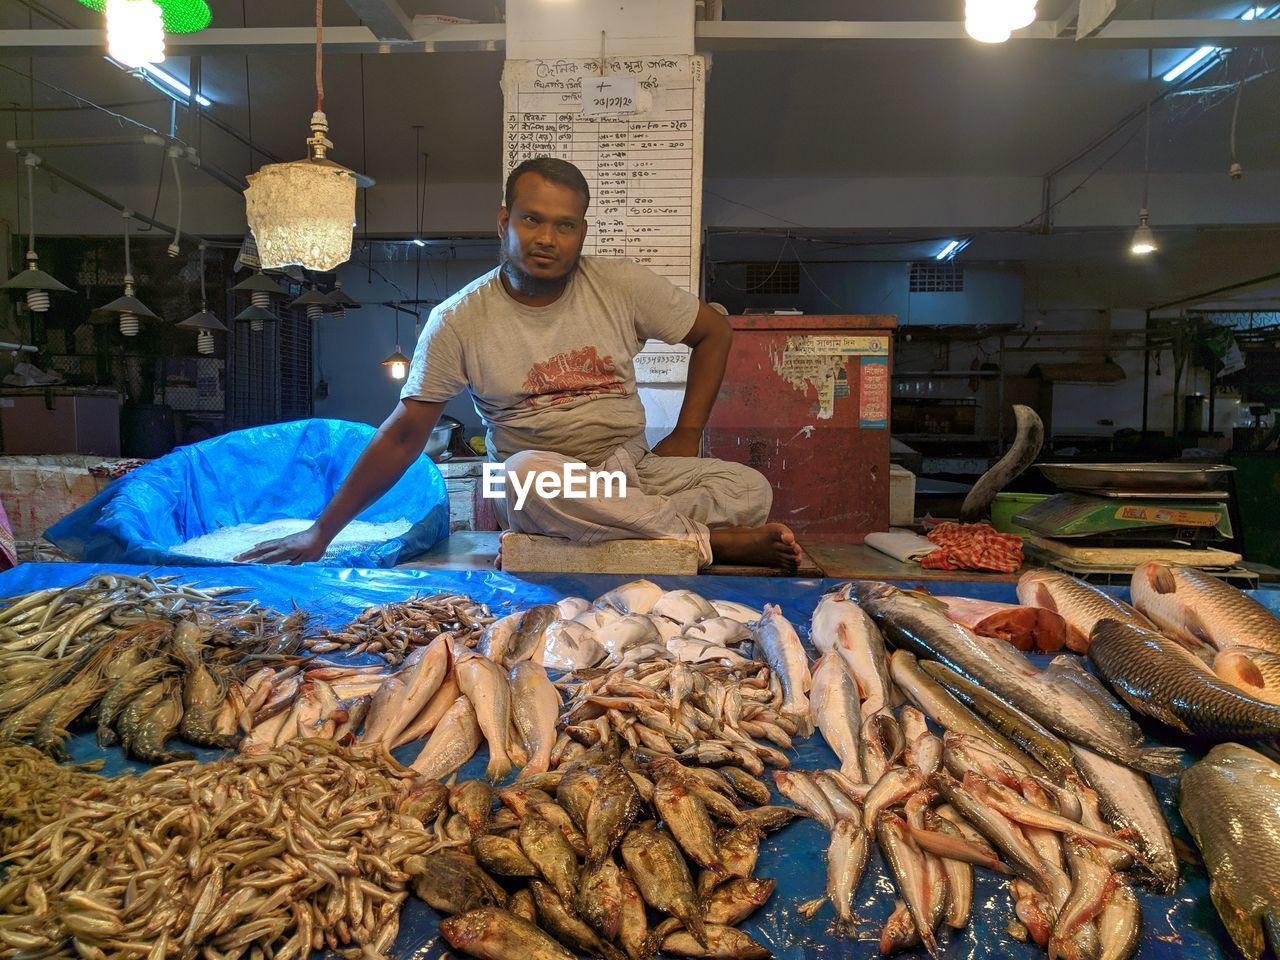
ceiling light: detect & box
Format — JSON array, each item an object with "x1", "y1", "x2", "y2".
[
  {"x1": 230, "y1": 271, "x2": 286, "y2": 331},
  {"x1": 382, "y1": 305, "x2": 410, "y2": 380},
  {"x1": 104, "y1": 0, "x2": 165, "y2": 69},
  {"x1": 176, "y1": 243, "x2": 227, "y2": 355},
  {"x1": 291, "y1": 285, "x2": 335, "y2": 322},
  {"x1": 1162, "y1": 6, "x2": 1274, "y2": 82},
  {"x1": 412, "y1": 237, "x2": 427, "y2": 247},
  {"x1": 936, "y1": 239, "x2": 970, "y2": 260},
  {"x1": 1130, "y1": 210, "x2": 1157, "y2": 255},
  {"x1": 324, "y1": 280, "x2": 361, "y2": 320},
  {"x1": 95, "y1": 212, "x2": 160, "y2": 336},
  {"x1": 107, "y1": 57, "x2": 212, "y2": 107},
  {"x1": 382, "y1": 348, "x2": 410, "y2": 381},
  {"x1": 243, "y1": 0, "x2": 373, "y2": 272},
  {"x1": 964, "y1": 0, "x2": 1034, "y2": 43},
  {"x1": 78, "y1": 0, "x2": 211, "y2": 30},
  {"x1": 1162, "y1": 46, "x2": 1216, "y2": 82},
  {"x1": 1133, "y1": 49, "x2": 1157, "y2": 257},
  {"x1": 1, "y1": 155, "x2": 73, "y2": 313}
]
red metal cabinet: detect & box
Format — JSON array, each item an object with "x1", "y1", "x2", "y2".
[{"x1": 704, "y1": 315, "x2": 896, "y2": 542}]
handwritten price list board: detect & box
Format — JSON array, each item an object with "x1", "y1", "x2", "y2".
[{"x1": 501, "y1": 55, "x2": 705, "y2": 295}]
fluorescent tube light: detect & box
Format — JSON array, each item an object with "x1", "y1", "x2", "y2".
[
  {"x1": 1163, "y1": 7, "x2": 1271, "y2": 83},
  {"x1": 936, "y1": 239, "x2": 971, "y2": 261},
  {"x1": 107, "y1": 56, "x2": 212, "y2": 106}
]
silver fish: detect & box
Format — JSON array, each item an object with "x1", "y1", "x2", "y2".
[
  {"x1": 824, "y1": 583, "x2": 895, "y2": 719},
  {"x1": 810, "y1": 654, "x2": 863, "y2": 782},
  {"x1": 652, "y1": 589, "x2": 717, "y2": 626},
  {"x1": 1070, "y1": 743, "x2": 1178, "y2": 894},
  {"x1": 851, "y1": 582, "x2": 1181, "y2": 777},
  {"x1": 594, "y1": 579, "x2": 665, "y2": 615},
  {"x1": 826, "y1": 816, "x2": 869, "y2": 933},
  {"x1": 752, "y1": 604, "x2": 812, "y2": 735}
]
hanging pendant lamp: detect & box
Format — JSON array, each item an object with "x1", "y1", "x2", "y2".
[
  {"x1": 381, "y1": 304, "x2": 410, "y2": 380},
  {"x1": 243, "y1": 0, "x2": 373, "y2": 272},
  {"x1": 1, "y1": 155, "x2": 73, "y2": 313},
  {"x1": 176, "y1": 243, "x2": 227, "y2": 355},
  {"x1": 291, "y1": 284, "x2": 336, "y2": 322},
  {"x1": 324, "y1": 279, "x2": 361, "y2": 319},
  {"x1": 230, "y1": 271, "x2": 287, "y2": 331},
  {"x1": 95, "y1": 212, "x2": 159, "y2": 337},
  {"x1": 1131, "y1": 47, "x2": 1158, "y2": 256}
]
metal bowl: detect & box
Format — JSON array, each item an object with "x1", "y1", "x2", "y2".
[
  {"x1": 1037, "y1": 462, "x2": 1236, "y2": 492},
  {"x1": 424, "y1": 417, "x2": 461, "y2": 460}
]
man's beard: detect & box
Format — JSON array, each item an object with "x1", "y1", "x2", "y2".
[{"x1": 500, "y1": 250, "x2": 579, "y2": 299}]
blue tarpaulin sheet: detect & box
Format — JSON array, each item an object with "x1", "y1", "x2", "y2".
[
  {"x1": 43, "y1": 420, "x2": 450, "y2": 569},
  {"x1": 2, "y1": 561, "x2": 1278, "y2": 960}
]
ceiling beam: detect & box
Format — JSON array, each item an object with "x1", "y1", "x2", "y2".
[
  {"x1": 1, "y1": 18, "x2": 1277, "y2": 56},
  {"x1": 342, "y1": 0, "x2": 414, "y2": 41},
  {"x1": 1076, "y1": 0, "x2": 1143, "y2": 39}
]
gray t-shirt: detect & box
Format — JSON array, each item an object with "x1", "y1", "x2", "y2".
[{"x1": 401, "y1": 256, "x2": 700, "y2": 466}]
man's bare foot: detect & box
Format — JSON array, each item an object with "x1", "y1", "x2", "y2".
[{"x1": 709, "y1": 523, "x2": 802, "y2": 572}]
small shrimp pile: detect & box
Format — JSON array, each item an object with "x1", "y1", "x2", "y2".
[{"x1": 306, "y1": 593, "x2": 496, "y2": 663}]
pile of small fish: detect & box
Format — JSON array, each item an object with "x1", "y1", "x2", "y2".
[
  {"x1": 307, "y1": 593, "x2": 496, "y2": 663},
  {"x1": 477, "y1": 580, "x2": 764, "y2": 672},
  {"x1": 0, "y1": 739, "x2": 446, "y2": 960},
  {"x1": 420, "y1": 745, "x2": 805, "y2": 960},
  {"x1": 0, "y1": 576, "x2": 309, "y2": 763},
  {"x1": 794, "y1": 581, "x2": 1177, "y2": 958},
  {"x1": 0, "y1": 744, "x2": 106, "y2": 851}
]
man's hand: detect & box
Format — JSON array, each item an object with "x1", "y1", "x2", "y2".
[
  {"x1": 652, "y1": 426, "x2": 703, "y2": 458},
  {"x1": 234, "y1": 524, "x2": 330, "y2": 564}
]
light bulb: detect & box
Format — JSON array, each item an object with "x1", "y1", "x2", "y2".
[
  {"x1": 307, "y1": 303, "x2": 324, "y2": 322},
  {"x1": 26, "y1": 289, "x2": 50, "y2": 313},
  {"x1": 119, "y1": 311, "x2": 140, "y2": 336},
  {"x1": 251, "y1": 319, "x2": 264, "y2": 332},
  {"x1": 251, "y1": 291, "x2": 271, "y2": 308},
  {"x1": 1131, "y1": 210, "x2": 1157, "y2": 255},
  {"x1": 390, "y1": 361, "x2": 407, "y2": 380},
  {"x1": 197, "y1": 330, "x2": 215, "y2": 355},
  {"x1": 1006, "y1": 1, "x2": 1037, "y2": 30},
  {"x1": 966, "y1": 16, "x2": 1012, "y2": 42},
  {"x1": 106, "y1": 0, "x2": 165, "y2": 69}
]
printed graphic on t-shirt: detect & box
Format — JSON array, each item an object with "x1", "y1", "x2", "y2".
[{"x1": 522, "y1": 346, "x2": 628, "y2": 409}]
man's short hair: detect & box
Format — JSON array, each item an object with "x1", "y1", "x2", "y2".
[{"x1": 504, "y1": 157, "x2": 590, "y2": 215}]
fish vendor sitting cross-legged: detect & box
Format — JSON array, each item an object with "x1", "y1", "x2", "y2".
[{"x1": 238, "y1": 156, "x2": 801, "y2": 572}]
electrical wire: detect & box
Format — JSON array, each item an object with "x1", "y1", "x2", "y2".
[
  {"x1": 0, "y1": 62, "x2": 160, "y2": 135},
  {"x1": 315, "y1": 0, "x2": 325, "y2": 114},
  {"x1": 1142, "y1": 45, "x2": 1153, "y2": 212},
  {"x1": 167, "y1": 150, "x2": 183, "y2": 255}
]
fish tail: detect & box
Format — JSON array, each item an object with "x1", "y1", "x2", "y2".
[
  {"x1": 1132, "y1": 746, "x2": 1184, "y2": 778},
  {"x1": 1209, "y1": 876, "x2": 1265, "y2": 959},
  {"x1": 485, "y1": 754, "x2": 513, "y2": 784},
  {"x1": 684, "y1": 915, "x2": 709, "y2": 949},
  {"x1": 1264, "y1": 911, "x2": 1280, "y2": 960}
]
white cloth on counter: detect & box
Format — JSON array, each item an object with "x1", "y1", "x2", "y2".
[{"x1": 864, "y1": 528, "x2": 937, "y2": 564}]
